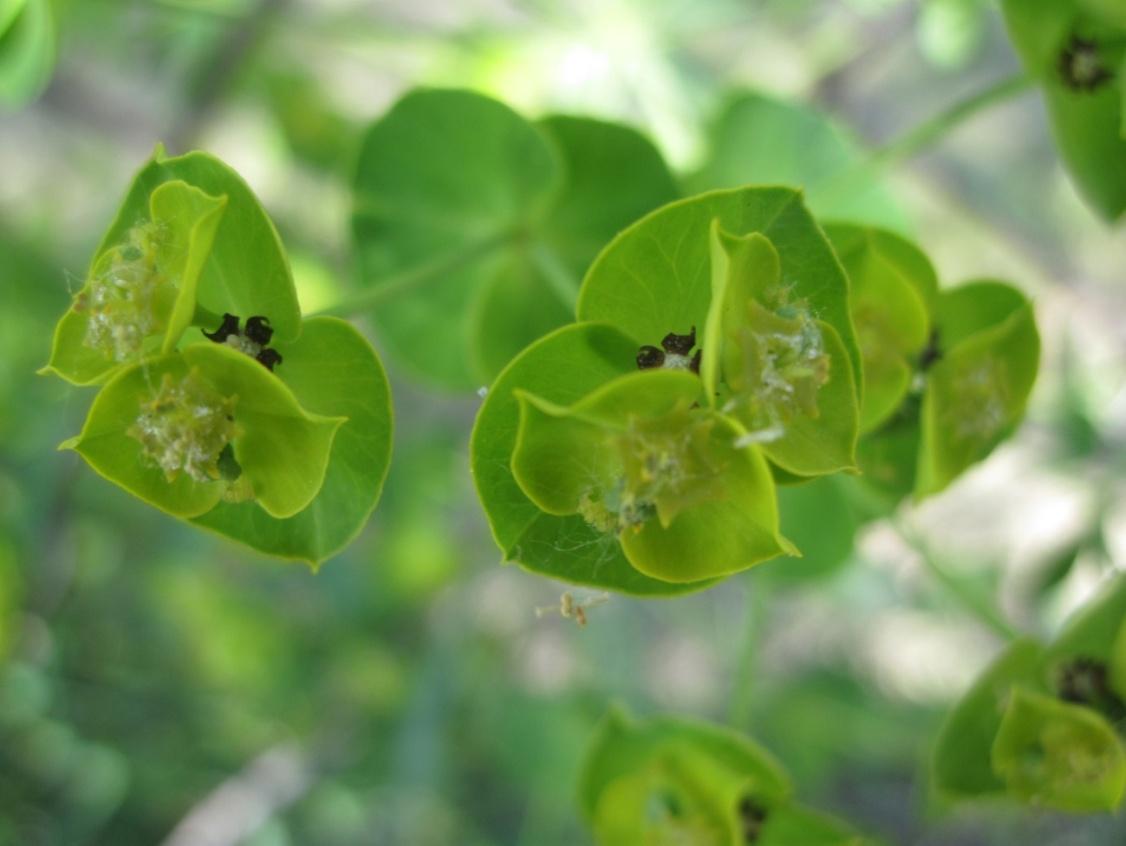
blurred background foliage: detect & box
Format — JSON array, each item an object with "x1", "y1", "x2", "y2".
[{"x1": 2, "y1": 0, "x2": 1126, "y2": 843}]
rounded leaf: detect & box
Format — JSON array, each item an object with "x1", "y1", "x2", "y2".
[
  {"x1": 192, "y1": 317, "x2": 393, "y2": 567},
  {"x1": 470, "y1": 322, "x2": 713, "y2": 595},
  {"x1": 578, "y1": 187, "x2": 862, "y2": 399}
]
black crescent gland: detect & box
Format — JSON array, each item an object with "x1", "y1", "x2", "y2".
[
  {"x1": 245, "y1": 315, "x2": 274, "y2": 346},
  {"x1": 203, "y1": 313, "x2": 240, "y2": 343},
  {"x1": 637, "y1": 345, "x2": 665, "y2": 370},
  {"x1": 661, "y1": 326, "x2": 697, "y2": 355},
  {"x1": 256, "y1": 349, "x2": 283, "y2": 371}
]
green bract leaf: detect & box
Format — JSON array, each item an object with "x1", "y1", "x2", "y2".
[
  {"x1": 825, "y1": 224, "x2": 933, "y2": 432},
  {"x1": 511, "y1": 369, "x2": 792, "y2": 582},
  {"x1": 991, "y1": 687, "x2": 1126, "y2": 812},
  {"x1": 0, "y1": 0, "x2": 54, "y2": 108},
  {"x1": 351, "y1": 89, "x2": 679, "y2": 388},
  {"x1": 933, "y1": 639, "x2": 1046, "y2": 799},
  {"x1": 192, "y1": 318, "x2": 393, "y2": 567},
  {"x1": 42, "y1": 181, "x2": 228, "y2": 385},
  {"x1": 579, "y1": 188, "x2": 861, "y2": 390},
  {"x1": 1040, "y1": 573, "x2": 1126, "y2": 721},
  {"x1": 579, "y1": 709, "x2": 792, "y2": 840},
  {"x1": 1002, "y1": 0, "x2": 1126, "y2": 221},
  {"x1": 62, "y1": 343, "x2": 343, "y2": 521},
  {"x1": 917, "y1": 281, "x2": 1039, "y2": 497},
  {"x1": 88, "y1": 146, "x2": 302, "y2": 342},
  {"x1": 470, "y1": 322, "x2": 714, "y2": 595},
  {"x1": 690, "y1": 91, "x2": 909, "y2": 233},
  {"x1": 701, "y1": 222, "x2": 859, "y2": 475}
]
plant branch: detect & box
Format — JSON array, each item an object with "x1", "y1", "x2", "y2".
[
  {"x1": 312, "y1": 229, "x2": 516, "y2": 319},
  {"x1": 819, "y1": 73, "x2": 1035, "y2": 207},
  {"x1": 871, "y1": 72, "x2": 1035, "y2": 167}
]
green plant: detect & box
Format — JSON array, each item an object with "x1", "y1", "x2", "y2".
[{"x1": 40, "y1": 146, "x2": 394, "y2": 567}]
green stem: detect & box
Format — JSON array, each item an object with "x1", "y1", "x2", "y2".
[
  {"x1": 728, "y1": 580, "x2": 769, "y2": 729},
  {"x1": 528, "y1": 240, "x2": 580, "y2": 311},
  {"x1": 871, "y1": 72, "x2": 1036, "y2": 167},
  {"x1": 895, "y1": 518, "x2": 1020, "y2": 641},
  {"x1": 312, "y1": 230, "x2": 515, "y2": 318},
  {"x1": 818, "y1": 73, "x2": 1035, "y2": 205}
]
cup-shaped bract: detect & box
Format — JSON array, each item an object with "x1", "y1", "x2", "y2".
[
  {"x1": 934, "y1": 576, "x2": 1126, "y2": 812},
  {"x1": 991, "y1": 688, "x2": 1126, "y2": 812},
  {"x1": 917, "y1": 281, "x2": 1039, "y2": 497},
  {"x1": 62, "y1": 343, "x2": 344, "y2": 521},
  {"x1": 43, "y1": 181, "x2": 227, "y2": 385},
  {"x1": 823, "y1": 223, "x2": 934, "y2": 433},
  {"x1": 579, "y1": 188, "x2": 862, "y2": 483},
  {"x1": 703, "y1": 223, "x2": 859, "y2": 476},
  {"x1": 510, "y1": 369, "x2": 792, "y2": 583},
  {"x1": 1002, "y1": 0, "x2": 1126, "y2": 221},
  {"x1": 580, "y1": 709, "x2": 873, "y2": 846}
]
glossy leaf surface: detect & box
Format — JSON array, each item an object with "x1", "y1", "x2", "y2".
[{"x1": 932, "y1": 639, "x2": 1046, "y2": 799}]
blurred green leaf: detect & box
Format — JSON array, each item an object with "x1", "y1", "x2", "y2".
[
  {"x1": 0, "y1": 0, "x2": 53, "y2": 108},
  {"x1": 1002, "y1": 0, "x2": 1126, "y2": 221},
  {"x1": 352, "y1": 90, "x2": 679, "y2": 389},
  {"x1": 580, "y1": 708, "x2": 872, "y2": 845},
  {"x1": 917, "y1": 0, "x2": 987, "y2": 70},
  {"x1": 917, "y1": 282, "x2": 1040, "y2": 497},
  {"x1": 690, "y1": 92, "x2": 908, "y2": 233},
  {"x1": 991, "y1": 687, "x2": 1126, "y2": 812},
  {"x1": 933, "y1": 639, "x2": 1046, "y2": 799}
]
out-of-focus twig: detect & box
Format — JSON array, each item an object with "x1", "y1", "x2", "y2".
[{"x1": 160, "y1": 743, "x2": 315, "y2": 846}]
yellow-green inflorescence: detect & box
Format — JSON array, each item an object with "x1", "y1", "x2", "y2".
[
  {"x1": 578, "y1": 404, "x2": 726, "y2": 535},
  {"x1": 724, "y1": 291, "x2": 830, "y2": 446},
  {"x1": 81, "y1": 220, "x2": 174, "y2": 362},
  {"x1": 128, "y1": 368, "x2": 240, "y2": 484}
]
